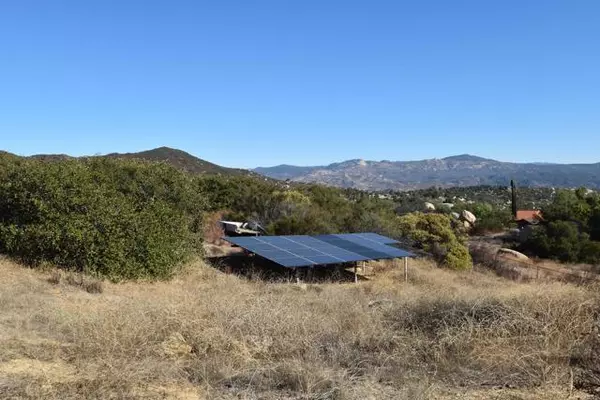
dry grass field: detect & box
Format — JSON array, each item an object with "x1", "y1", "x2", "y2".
[{"x1": 1, "y1": 255, "x2": 599, "y2": 399}]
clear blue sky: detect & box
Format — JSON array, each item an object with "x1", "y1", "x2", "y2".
[{"x1": 1, "y1": 1, "x2": 599, "y2": 168}]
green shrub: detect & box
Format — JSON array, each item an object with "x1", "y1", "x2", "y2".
[
  {"x1": 468, "y1": 202, "x2": 513, "y2": 234},
  {"x1": 397, "y1": 212, "x2": 472, "y2": 270},
  {"x1": 268, "y1": 209, "x2": 335, "y2": 235},
  {"x1": 523, "y1": 221, "x2": 600, "y2": 264},
  {"x1": 519, "y1": 189, "x2": 600, "y2": 264},
  {"x1": 0, "y1": 156, "x2": 204, "y2": 280},
  {"x1": 581, "y1": 240, "x2": 600, "y2": 265}
]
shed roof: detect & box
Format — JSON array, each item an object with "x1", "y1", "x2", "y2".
[{"x1": 516, "y1": 210, "x2": 543, "y2": 223}]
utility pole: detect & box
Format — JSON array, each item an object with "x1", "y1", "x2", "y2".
[{"x1": 511, "y1": 179, "x2": 518, "y2": 219}]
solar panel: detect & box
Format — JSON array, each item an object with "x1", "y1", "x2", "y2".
[
  {"x1": 224, "y1": 235, "x2": 371, "y2": 268},
  {"x1": 331, "y1": 234, "x2": 413, "y2": 258},
  {"x1": 313, "y1": 235, "x2": 392, "y2": 260},
  {"x1": 280, "y1": 236, "x2": 370, "y2": 263},
  {"x1": 341, "y1": 232, "x2": 399, "y2": 244},
  {"x1": 224, "y1": 233, "x2": 414, "y2": 268}
]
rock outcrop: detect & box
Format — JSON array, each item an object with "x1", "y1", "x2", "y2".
[{"x1": 461, "y1": 210, "x2": 477, "y2": 225}]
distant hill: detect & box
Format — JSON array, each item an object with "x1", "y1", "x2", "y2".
[
  {"x1": 103, "y1": 147, "x2": 251, "y2": 176},
  {"x1": 3, "y1": 147, "x2": 254, "y2": 177},
  {"x1": 254, "y1": 154, "x2": 600, "y2": 191}
]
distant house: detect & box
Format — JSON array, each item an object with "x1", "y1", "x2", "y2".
[
  {"x1": 515, "y1": 210, "x2": 543, "y2": 226},
  {"x1": 515, "y1": 210, "x2": 543, "y2": 241}
]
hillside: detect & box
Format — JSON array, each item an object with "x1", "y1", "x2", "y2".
[
  {"x1": 104, "y1": 147, "x2": 251, "y2": 176},
  {"x1": 5, "y1": 147, "x2": 252, "y2": 177},
  {"x1": 255, "y1": 154, "x2": 600, "y2": 190}
]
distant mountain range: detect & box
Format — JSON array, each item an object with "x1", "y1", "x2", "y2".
[
  {"x1": 4, "y1": 148, "x2": 600, "y2": 191},
  {"x1": 254, "y1": 154, "x2": 600, "y2": 191}
]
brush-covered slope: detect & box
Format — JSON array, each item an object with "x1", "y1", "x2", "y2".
[
  {"x1": 104, "y1": 147, "x2": 251, "y2": 176},
  {"x1": 3, "y1": 147, "x2": 253, "y2": 177}
]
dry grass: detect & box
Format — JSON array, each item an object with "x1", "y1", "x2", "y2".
[
  {"x1": 470, "y1": 241, "x2": 600, "y2": 283},
  {"x1": 0, "y1": 255, "x2": 599, "y2": 399},
  {"x1": 47, "y1": 270, "x2": 104, "y2": 294}
]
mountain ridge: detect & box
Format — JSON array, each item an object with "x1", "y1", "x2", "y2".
[
  {"x1": 4, "y1": 148, "x2": 600, "y2": 190},
  {"x1": 2, "y1": 147, "x2": 254, "y2": 177},
  {"x1": 254, "y1": 155, "x2": 600, "y2": 190},
  {"x1": 103, "y1": 146, "x2": 250, "y2": 176}
]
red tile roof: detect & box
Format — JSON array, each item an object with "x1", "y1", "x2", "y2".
[{"x1": 516, "y1": 210, "x2": 543, "y2": 222}]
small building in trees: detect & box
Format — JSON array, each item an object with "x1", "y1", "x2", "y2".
[
  {"x1": 511, "y1": 179, "x2": 544, "y2": 242},
  {"x1": 515, "y1": 210, "x2": 543, "y2": 241}
]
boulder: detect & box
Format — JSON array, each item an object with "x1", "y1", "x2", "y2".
[
  {"x1": 442, "y1": 202, "x2": 455, "y2": 208},
  {"x1": 497, "y1": 248, "x2": 530, "y2": 261},
  {"x1": 424, "y1": 202, "x2": 436, "y2": 211},
  {"x1": 463, "y1": 220, "x2": 472, "y2": 230},
  {"x1": 451, "y1": 212, "x2": 460, "y2": 220},
  {"x1": 461, "y1": 210, "x2": 477, "y2": 224}
]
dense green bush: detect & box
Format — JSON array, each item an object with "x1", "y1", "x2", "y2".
[
  {"x1": 520, "y1": 188, "x2": 600, "y2": 264},
  {"x1": 468, "y1": 202, "x2": 513, "y2": 234},
  {"x1": 196, "y1": 176, "x2": 400, "y2": 237},
  {"x1": 542, "y1": 189, "x2": 593, "y2": 228},
  {"x1": 525, "y1": 221, "x2": 584, "y2": 263},
  {"x1": 397, "y1": 212, "x2": 472, "y2": 270},
  {"x1": 0, "y1": 156, "x2": 204, "y2": 279}
]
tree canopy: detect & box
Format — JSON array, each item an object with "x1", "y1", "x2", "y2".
[
  {"x1": 397, "y1": 212, "x2": 472, "y2": 270},
  {"x1": 520, "y1": 188, "x2": 600, "y2": 264}
]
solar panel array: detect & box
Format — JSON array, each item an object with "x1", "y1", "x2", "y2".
[{"x1": 224, "y1": 233, "x2": 413, "y2": 268}]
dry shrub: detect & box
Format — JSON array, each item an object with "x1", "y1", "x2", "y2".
[
  {"x1": 46, "y1": 269, "x2": 103, "y2": 293},
  {"x1": 385, "y1": 287, "x2": 595, "y2": 386},
  {"x1": 203, "y1": 210, "x2": 227, "y2": 245},
  {"x1": 47, "y1": 270, "x2": 62, "y2": 285},
  {"x1": 62, "y1": 272, "x2": 104, "y2": 293},
  {"x1": 370, "y1": 259, "x2": 397, "y2": 274},
  {"x1": 83, "y1": 279, "x2": 104, "y2": 294},
  {"x1": 1, "y1": 257, "x2": 599, "y2": 399}
]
